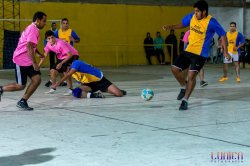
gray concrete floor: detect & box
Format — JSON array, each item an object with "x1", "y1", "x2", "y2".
[{"x1": 0, "y1": 64, "x2": 250, "y2": 166}]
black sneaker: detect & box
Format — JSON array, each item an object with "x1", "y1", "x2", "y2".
[
  {"x1": 179, "y1": 100, "x2": 188, "y2": 111},
  {"x1": 177, "y1": 89, "x2": 185, "y2": 100},
  {"x1": 200, "y1": 81, "x2": 208, "y2": 87},
  {"x1": 16, "y1": 100, "x2": 34, "y2": 111},
  {"x1": 59, "y1": 82, "x2": 67, "y2": 86},
  {"x1": 121, "y1": 90, "x2": 127, "y2": 95},
  {"x1": 92, "y1": 91, "x2": 105, "y2": 98},
  {"x1": 45, "y1": 80, "x2": 52, "y2": 87},
  {"x1": 0, "y1": 86, "x2": 3, "y2": 102}
]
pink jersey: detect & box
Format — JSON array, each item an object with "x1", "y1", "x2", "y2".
[
  {"x1": 183, "y1": 30, "x2": 190, "y2": 43},
  {"x1": 44, "y1": 38, "x2": 79, "y2": 60},
  {"x1": 13, "y1": 23, "x2": 40, "y2": 66}
]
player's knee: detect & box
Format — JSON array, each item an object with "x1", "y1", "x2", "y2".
[
  {"x1": 16, "y1": 84, "x2": 26, "y2": 90},
  {"x1": 171, "y1": 66, "x2": 180, "y2": 74},
  {"x1": 32, "y1": 76, "x2": 42, "y2": 85}
]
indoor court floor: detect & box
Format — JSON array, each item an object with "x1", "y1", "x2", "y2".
[{"x1": 0, "y1": 64, "x2": 249, "y2": 166}]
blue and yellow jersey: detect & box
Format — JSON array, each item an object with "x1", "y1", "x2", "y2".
[
  {"x1": 71, "y1": 60, "x2": 103, "y2": 84},
  {"x1": 226, "y1": 31, "x2": 245, "y2": 54},
  {"x1": 55, "y1": 28, "x2": 80, "y2": 46},
  {"x1": 182, "y1": 13, "x2": 226, "y2": 58}
]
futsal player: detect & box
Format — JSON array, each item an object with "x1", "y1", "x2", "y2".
[
  {"x1": 0, "y1": 11, "x2": 47, "y2": 110},
  {"x1": 51, "y1": 60, "x2": 127, "y2": 98},
  {"x1": 162, "y1": 0, "x2": 230, "y2": 110}
]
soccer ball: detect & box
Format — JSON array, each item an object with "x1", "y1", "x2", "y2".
[{"x1": 141, "y1": 88, "x2": 154, "y2": 101}]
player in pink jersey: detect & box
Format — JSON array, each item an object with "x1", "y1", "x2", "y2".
[
  {"x1": 39, "y1": 30, "x2": 79, "y2": 95},
  {"x1": 0, "y1": 11, "x2": 47, "y2": 111}
]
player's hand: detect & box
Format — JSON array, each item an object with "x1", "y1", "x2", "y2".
[
  {"x1": 40, "y1": 57, "x2": 45, "y2": 63},
  {"x1": 162, "y1": 25, "x2": 173, "y2": 31},
  {"x1": 33, "y1": 63, "x2": 39, "y2": 71},
  {"x1": 39, "y1": 54, "x2": 45, "y2": 59},
  {"x1": 56, "y1": 63, "x2": 62, "y2": 70},
  {"x1": 233, "y1": 46, "x2": 238, "y2": 51},
  {"x1": 224, "y1": 52, "x2": 231, "y2": 61},
  {"x1": 69, "y1": 36, "x2": 75, "y2": 42}
]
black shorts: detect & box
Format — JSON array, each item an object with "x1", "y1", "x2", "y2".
[
  {"x1": 84, "y1": 77, "x2": 112, "y2": 92},
  {"x1": 172, "y1": 51, "x2": 207, "y2": 72},
  {"x1": 52, "y1": 55, "x2": 79, "y2": 73},
  {"x1": 15, "y1": 64, "x2": 41, "y2": 85}
]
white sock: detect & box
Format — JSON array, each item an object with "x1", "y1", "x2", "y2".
[
  {"x1": 87, "y1": 93, "x2": 91, "y2": 98},
  {"x1": 183, "y1": 98, "x2": 188, "y2": 102}
]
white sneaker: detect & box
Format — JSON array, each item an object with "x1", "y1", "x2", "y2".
[
  {"x1": 45, "y1": 88, "x2": 56, "y2": 94},
  {"x1": 64, "y1": 89, "x2": 72, "y2": 96}
]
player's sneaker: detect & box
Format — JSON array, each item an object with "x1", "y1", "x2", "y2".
[
  {"x1": 179, "y1": 100, "x2": 188, "y2": 111},
  {"x1": 60, "y1": 81, "x2": 67, "y2": 86},
  {"x1": 121, "y1": 90, "x2": 127, "y2": 95},
  {"x1": 45, "y1": 80, "x2": 52, "y2": 87},
  {"x1": 0, "y1": 86, "x2": 3, "y2": 102},
  {"x1": 200, "y1": 81, "x2": 208, "y2": 87},
  {"x1": 16, "y1": 99, "x2": 33, "y2": 111},
  {"x1": 45, "y1": 88, "x2": 56, "y2": 94},
  {"x1": 219, "y1": 76, "x2": 229, "y2": 82},
  {"x1": 92, "y1": 91, "x2": 105, "y2": 98},
  {"x1": 236, "y1": 77, "x2": 241, "y2": 83},
  {"x1": 63, "y1": 89, "x2": 72, "y2": 96},
  {"x1": 177, "y1": 89, "x2": 185, "y2": 100}
]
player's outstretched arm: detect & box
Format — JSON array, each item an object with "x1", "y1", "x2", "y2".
[
  {"x1": 162, "y1": 23, "x2": 184, "y2": 31},
  {"x1": 38, "y1": 52, "x2": 48, "y2": 68},
  {"x1": 53, "y1": 68, "x2": 77, "y2": 89}
]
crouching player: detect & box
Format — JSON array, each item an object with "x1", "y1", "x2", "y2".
[
  {"x1": 52, "y1": 60, "x2": 127, "y2": 98},
  {"x1": 39, "y1": 30, "x2": 79, "y2": 95}
]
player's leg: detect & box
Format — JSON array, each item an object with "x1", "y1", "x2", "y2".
[
  {"x1": 107, "y1": 84, "x2": 125, "y2": 97},
  {"x1": 45, "y1": 52, "x2": 56, "y2": 87},
  {"x1": 72, "y1": 86, "x2": 105, "y2": 98},
  {"x1": 171, "y1": 51, "x2": 190, "y2": 100},
  {"x1": 45, "y1": 68, "x2": 58, "y2": 94},
  {"x1": 46, "y1": 60, "x2": 62, "y2": 94},
  {"x1": 94, "y1": 77, "x2": 126, "y2": 97},
  {"x1": 17, "y1": 66, "x2": 41, "y2": 111},
  {"x1": 199, "y1": 68, "x2": 208, "y2": 87},
  {"x1": 179, "y1": 54, "x2": 206, "y2": 110},
  {"x1": 0, "y1": 64, "x2": 27, "y2": 101},
  {"x1": 184, "y1": 70, "x2": 198, "y2": 100},
  {"x1": 219, "y1": 53, "x2": 232, "y2": 82},
  {"x1": 233, "y1": 54, "x2": 240, "y2": 82}
]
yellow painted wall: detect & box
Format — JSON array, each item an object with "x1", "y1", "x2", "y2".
[{"x1": 19, "y1": 2, "x2": 192, "y2": 66}]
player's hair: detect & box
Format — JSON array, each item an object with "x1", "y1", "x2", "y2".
[
  {"x1": 45, "y1": 30, "x2": 55, "y2": 39},
  {"x1": 51, "y1": 22, "x2": 56, "y2": 26},
  {"x1": 61, "y1": 18, "x2": 69, "y2": 22},
  {"x1": 33, "y1": 11, "x2": 46, "y2": 22},
  {"x1": 230, "y1": 22, "x2": 237, "y2": 27},
  {"x1": 193, "y1": 0, "x2": 208, "y2": 16}
]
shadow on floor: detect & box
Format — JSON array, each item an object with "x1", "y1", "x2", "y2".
[{"x1": 0, "y1": 147, "x2": 56, "y2": 166}]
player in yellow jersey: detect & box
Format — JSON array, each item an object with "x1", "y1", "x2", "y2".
[
  {"x1": 55, "y1": 18, "x2": 80, "y2": 46},
  {"x1": 219, "y1": 22, "x2": 245, "y2": 83},
  {"x1": 162, "y1": 0, "x2": 230, "y2": 110}
]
